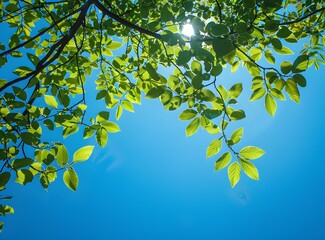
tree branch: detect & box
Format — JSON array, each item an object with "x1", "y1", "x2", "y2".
[
  {"x1": 93, "y1": 0, "x2": 162, "y2": 40},
  {"x1": 280, "y1": 7, "x2": 325, "y2": 25}
]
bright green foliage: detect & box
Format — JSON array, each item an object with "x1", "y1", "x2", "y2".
[
  {"x1": 206, "y1": 139, "x2": 222, "y2": 158},
  {"x1": 0, "y1": 0, "x2": 324, "y2": 226},
  {"x1": 240, "y1": 146, "x2": 265, "y2": 160},
  {"x1": 63, "y1": 169, "x2": 79, "y2": 192},
  {"x1": 73, "y1": 145, "x2": 95, "y2": 163},
  {"x1": 228, "y1": 162, "x2": 241, "y2": 188}
]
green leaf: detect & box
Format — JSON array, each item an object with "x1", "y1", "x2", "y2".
[
  {"x1": 44, "y1": 95, "x2": 58, "y2": 109},
  {"x1": 0, "y1": 172, "x2": 11, "y2": 189},
  {"x1": 280, "y1": 61, "x2": 292, "y2": 74},
  {"x1": 240, "y1": 146, "x2": 265, "y2": 160},
  {"x1": 210, "y1": 23, "x2": 229, "y2": 36},
  {"x1": 146, "y1": 86, "x2": 165, "y2": 98},
  {"x1": 271, "y1": 38, "x2": 282, "y2": 50},
  {"x1": 102, "y1": 122, "x2": 120, "y2": 133},
  {"x1": 116, "y1": 105, "x2": 123, "y2": 120},
  {"x1": 230, "y1": 110, "x2": 246, "y2": 121},
  {"x1": 285, "y1": 79, "x2": 300, "y2": 103},
  {"x1": 96, "y1": 128, "x2": 108, "y2": 147},
  {"x1": 96, "y1": 111, "x2": 110, "y2": 123},
  {"x1": 270, "y1": 88, "x2": 286, "y2": 100},
  {"x1": 15, "y1": 169, "x2": 33, "y2": 185},
  {"x1": 229, "y1": 128, "x2": 243, "y2": 145},
  {"x1": 210, "y1": 64, "x2": 223, "y2": 76},
  {"x1": 179, "y1": 109, "x2": 197, "y2": 120},
  {"x1": 56, "y1": 144, "x2": 69, "y2": 166},
  {"x1": 191, "y1": 61, "x2": 202, "y2": 74},
  {"x1": 146, "y1": 63, "x2": 160, "y2": 81},
  {"x1": 265, "y1": 20, "x2": 279, "y2": 31},
  {"x1": 185, "y1": 117, "x2": 200, "y2": 137},
  {"x1": 12, "y1": 86, "x2": 27, "y2": 101},
  {"x1": 265, "y1": 94, "x2": 277, "y2": 116},
  {"x1": 228, "y1": 162, "x2": 241, "y2": 188},
  {"x1": 292, "y1": 74, "x2": 306, "y2": 87},
  {"x1": 212, "y1": 38, "x2": 235, "y2": 58},
  {"x1": 274, "y1": 46, "x2": 293, "y2": 55},
  {"x1": 240, "y1": 159, "x2": 259, "y2": 180},
  {"x1": 11, "y1": 158, "x2": 34, "y2": 169},
  {"x1": 228, "y1": 83, "x2": 243, "y2": 99},
  {"x1": 73, "y1": 145, "x2": 95, "y2": 163},
  {"x1": 121, "y1": 100, "x2": 134, "y2": 112},
  {"x1": 264, "y1": 50, "x2": 275, "y2": 64},
  {"x1": 108, "y1": 41, "x2": 123, "y2": 50},
  {"x1": 250, "y1": 88, "x2": 266, "y2": 101},
  {"x1": 63, "y1": 169, "x2": 78, "y2": 192},
  {"x1": 177, "y1": 50, "x2": 191, "y2": 65},
  {"x1": 206, "y1": 139, "x2": 222, "y2": 158},
  {"x1": 200, "y1": 89, "x2": 217, "y2": 102},
  {"x1": 292, "y1": 55, "x2": 309, "y2": 73},
  {"x1": 215, "y1": 152, "x2": 232, "y2": 171},
  {"x1": 83, "y1": 127, "x2": 94, "y2": 139}
]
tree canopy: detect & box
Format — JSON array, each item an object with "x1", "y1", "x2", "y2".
[{"x1": 0, "y1": 0, "x2": 324, "y2": 231}]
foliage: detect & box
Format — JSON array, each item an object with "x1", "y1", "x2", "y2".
[{"x1": 0, "y1": 0, "x2": 324, "y2": 230}]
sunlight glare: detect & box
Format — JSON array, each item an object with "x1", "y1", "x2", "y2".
[{"x1": 182, "y1": 21, "x2": 194, "y2": 37}]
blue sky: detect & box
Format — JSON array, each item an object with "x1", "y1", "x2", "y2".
[{"x1": 2, "y1": 58, "x2": 325, "y2": 239}]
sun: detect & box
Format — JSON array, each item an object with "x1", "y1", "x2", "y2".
[{"x1": 181, "y1": 20, "x2": 194, "y2": 37}]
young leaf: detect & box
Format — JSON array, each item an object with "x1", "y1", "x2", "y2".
[
  {"x1": 229, "y1": 128, "x2": 244, "y2": 145},
  {"x1": 44, "y1": 95, "x2": 58, "y2": 109},
  {"x1": 116, "y1": 105, "x2": 123, "y2": 120},
  {"x1": 185, "y1": 117, "x2": 200, "y2": 137},
  {"x1": 240, "y1": 146, "x2": 265, "y2": 160},
  {"x1": 206, "y1": 139, "x2": 222, "y2": 158},
  {"x1": 250, "y1": 88, "x2": 266, "y2": 101},
  {"x1": 96, "y1": 128, "x2": 108, "y2": 147},
  {"x1": 179, "y1": 109, "x2": 197, "y2": 120},
  {"x1": 121, "y1": 100, "x2": 134, "y2": 112},
  {"x1": 63, "y1": 169, "x2": 79, "y2": 191},
  {"x1": 215, "y1": 152, "x2": 231, "y2": 171},
  {"x1": 56, "y1": 144, "x2": 69, "y2": 166},
  {"x1": 285, "y1": 79, "x2": 300, "y2": 103},
  {"x1": 228, "y1": 162, "x2": 241, "y2": 188},
  {"x1": 270, "y1": 88, "x2": 286, "y2": 100},
  {"x1": 73, "y1": 145, "x2": 95, "y2": 163},
  {"x1": 265, "y1": 94, "x2": 277, "y2": 116},
  {"x1": 240, "y1": 159, "x2": 259, "y2": 180},
  {"x1": 228, "y1": 83, "x2": 243, "y2": 99},
  {"x1": 102, "y1": 122, "x2": 120, "y2": 133}
]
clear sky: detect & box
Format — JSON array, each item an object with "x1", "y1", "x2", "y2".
[{"x1": 2, "y1": 55, "x2": 325, "y2": 239}]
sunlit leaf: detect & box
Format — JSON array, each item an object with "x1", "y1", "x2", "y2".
[
  {"x1": 215, "y1": 152, "x2": 231, "y2": 171},
  {"x1": 240, "y1": 146, "x2": 265, "y2": 160},
  {"x1": 73, "y1": 146, "x2": 95, "y2": 163},
  {"x1": 265, "y1": 94, "x2": 277, "y2": 116},
  {"x1": 228, "y1": 162, "x2": 241, "y2": 188},
  {"x1": 44, "y1": 95, "x2": 58, "y2": 109},
  {"x1": 185, "y1": 117, "x2": 200, "y2": 137},
  {"x1": 63, "y1": 169, "x2": 79, "y2": 192},
  {"x1": 240, "y1": 158, "x2": 259, "y2": 180},
  {"x1": 56, "y1": 144, "x2": 69, "y2": 166},
  {"x1": 206, "y1": 139, "x2": 222, "y2": 158}
]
